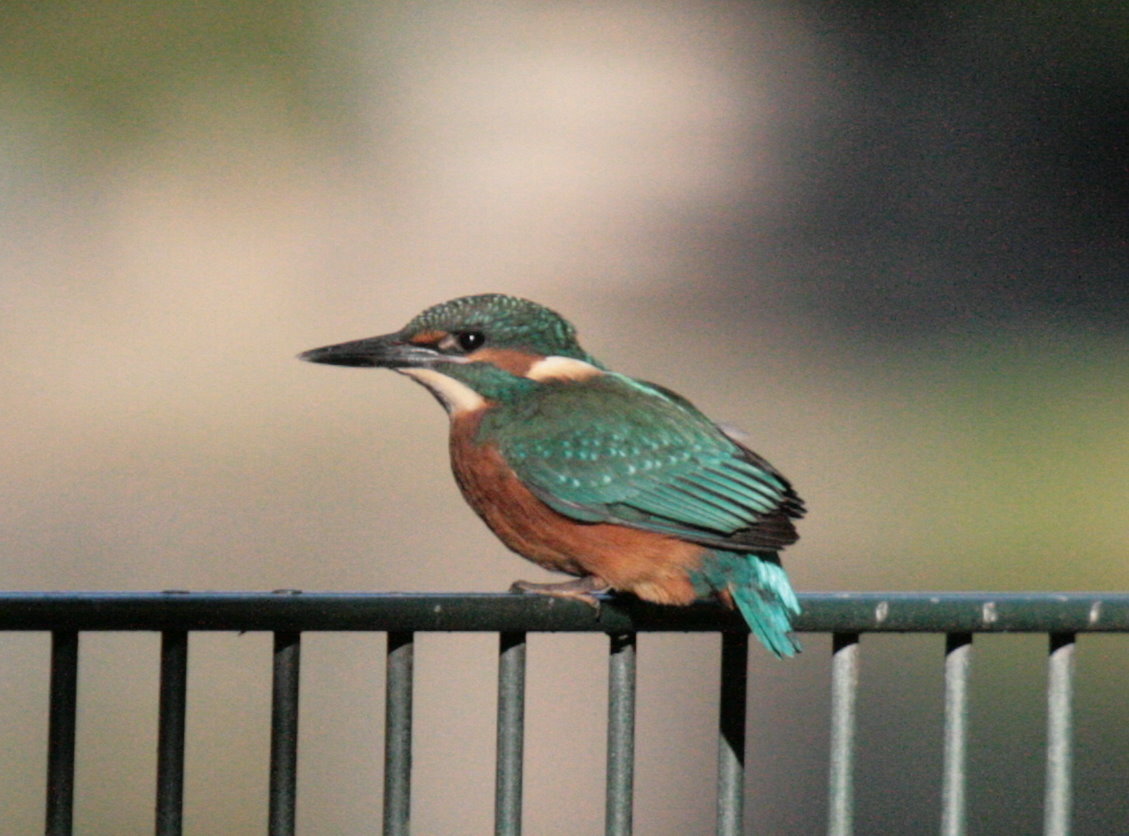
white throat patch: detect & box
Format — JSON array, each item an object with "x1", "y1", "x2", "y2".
[{"x1": 397, "y1": 368, "x2": 487, "y2": 416}]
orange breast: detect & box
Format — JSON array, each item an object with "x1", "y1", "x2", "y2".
[{"x1": 448, "y1": 410, "x2": 706, "y2": 606}]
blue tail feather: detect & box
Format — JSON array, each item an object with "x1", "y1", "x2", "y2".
[{"x1": 692, "y1": 550, "x2": 801, "y2": 658}]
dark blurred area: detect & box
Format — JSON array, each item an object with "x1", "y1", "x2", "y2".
[
  {"x1": 1, "y1": 2, "x2": 1126, "y2": 833},
  {"x1": 774, "y1": 2, "x2": 1129, "y2": 338}
]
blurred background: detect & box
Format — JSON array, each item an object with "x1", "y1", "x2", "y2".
[{"x1": 2, "y1": 1, "x2": 1127, "y2": 833}]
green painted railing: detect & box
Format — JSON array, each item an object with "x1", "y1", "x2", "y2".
[{"x1": 15, "y1": 591, "x2": 1129, "y2": 836}]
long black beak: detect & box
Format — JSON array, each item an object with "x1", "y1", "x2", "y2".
[{"x1": 298, "y1": 333, "x2": 438, "y2": 369}]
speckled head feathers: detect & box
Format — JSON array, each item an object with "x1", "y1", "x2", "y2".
[{"x1": 401, "y1": 294, "x2": 600, "y2": 364}]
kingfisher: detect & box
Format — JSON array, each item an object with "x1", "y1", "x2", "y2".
[{"x1": 300, "y1": 294, "x2": 805, "y2": 656}]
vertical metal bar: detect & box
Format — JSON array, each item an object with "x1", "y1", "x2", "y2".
[
  {"x1": 717, "y1": 631, "x2": 749, "y2": 836},
  {"x1": 605, "y1": 633, "x2": 636, "y2": 836},
  {"x1": 268, "y1": 631, "x2": 301, "y2": 836},
  {"x1": 495, "y1": 632, "x2": 526, "y2": 836},
  {"x1": 155, "y1": 630, "x2": 189, "y2": 836},
  {"x1": 828, "y1": 632, "x2": 860, "y2": 836},
  {"x1": 1044, "y1": 633, "x2": 1075, "y2": 836},
  {"x1": 941, "y1": 633, "x2": 972, "y2": 836},
  {"x1": 384, "y1": 631, "x2": 414, "y2": 836},
  {"x1": 46, "y1": 630, "x2": 79, "y2": 836}
]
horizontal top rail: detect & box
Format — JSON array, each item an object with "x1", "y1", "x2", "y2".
[{"x1": 0, "y1": 591, "x2": 1127, "y2": 633}]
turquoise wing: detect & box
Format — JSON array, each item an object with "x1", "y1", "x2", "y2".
[{"x1": 483, "y1": 374, "x2": 804, "y2": 551}]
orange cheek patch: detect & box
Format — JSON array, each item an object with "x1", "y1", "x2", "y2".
[
  {"x1": 467, "y1": 347, "x2": 542, "y2": 376},
  {"x1": 409, "y1": 330, "x2": 447, "y2": 345}
]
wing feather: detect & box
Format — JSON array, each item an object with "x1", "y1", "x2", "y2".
[{"x1": 484, "y1": 373, "x2": 804, "y2": 552}]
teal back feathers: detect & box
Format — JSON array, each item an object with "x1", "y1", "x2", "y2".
[
  {"x1": 480, "y1": 372, "x2": 803, "y2": 553},
  {"x1": 483, "y1": 371, "x2": 805, "y2": 657}
]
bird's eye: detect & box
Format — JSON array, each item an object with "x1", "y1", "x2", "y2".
[{"x1": 456, "y1": 331, "x2": 485, "y2": 352}]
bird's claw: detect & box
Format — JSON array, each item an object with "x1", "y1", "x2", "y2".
[{"x1": 509, "y1": 577, "x2": 610, "y2": 612}]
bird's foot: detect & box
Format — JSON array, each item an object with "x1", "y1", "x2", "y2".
[{"x1": 509, "y1": 576, "x2": 611, "y2": 610}]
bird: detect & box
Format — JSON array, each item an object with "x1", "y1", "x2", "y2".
[{"x1": 300, "y1": 294, "x2": 805, "y2": 656}]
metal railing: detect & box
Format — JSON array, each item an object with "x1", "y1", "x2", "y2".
[{"x1": 6, "y1": 591, "x2": 1128, "y2": 836}]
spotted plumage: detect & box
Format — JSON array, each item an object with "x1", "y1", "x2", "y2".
[{"x1": 300, "y1": 294, "x2": 805, "y2": 656}]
